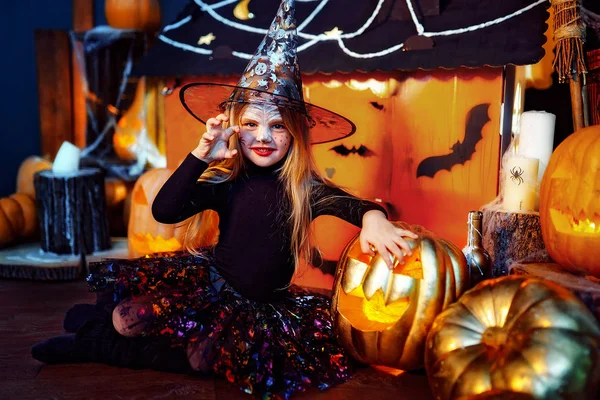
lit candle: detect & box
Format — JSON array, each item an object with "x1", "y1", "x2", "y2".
[
  {"x1": 517, "y1": 111, "x2": 556, "y2": 183},
  {"x1": 502, "y1": 156, "x2": 539, "y2": 212},
  {"x1": 52, "y1": 141, "x2": 81, "y2": 175}
]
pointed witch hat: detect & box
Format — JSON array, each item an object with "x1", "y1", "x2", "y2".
[{"x1": 179, "y1": 0, "x2": 355, "y2": 144}]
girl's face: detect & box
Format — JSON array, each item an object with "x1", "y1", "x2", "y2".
[{"x1": 238, "y1": 103, "x2": 292, "y2": 167}]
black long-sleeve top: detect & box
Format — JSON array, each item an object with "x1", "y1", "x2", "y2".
[{"x1": 152, "y1": 153, "x2": 386, "y2": 301}]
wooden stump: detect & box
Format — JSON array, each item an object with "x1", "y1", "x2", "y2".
[
  {"x1": 0, "y1": 238, "x2": 128, "y2": 281},
  {"x1": 509, "y1": 262, "x2": 600, "y2": 322},
  {"x1": 481, "y1": 205, "x2": 551, "y2": 277},
  {"x1": 34, "y1": 168, "x2": 111, "y2": 255}
]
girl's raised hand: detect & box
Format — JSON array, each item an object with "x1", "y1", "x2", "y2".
[
  {"x1": 192, "y1": 114, "x2": 239, "y2": 163},
  {"x1": 359, "y1": 210, "x2": 419, "y2": 269}
]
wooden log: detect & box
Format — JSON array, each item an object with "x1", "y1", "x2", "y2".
[
  {"x1": 481, "y1": 204, "x2": 551, "y2": 277},
  {"x1": 34, "y1": 30, "x2": 74, "y2": 158},
  {"x1": 34, "y1": 168, "x2": 111, "y2": 255},
  {"x1": 509, "y1": 262, "x2": 600, "y2": 322},
  {"x1": 0, "y1": 238, "x2": 128, "y2": 281}
]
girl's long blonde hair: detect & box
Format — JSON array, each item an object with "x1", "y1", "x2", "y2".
[{"x1": 184, "y1": 101, "x2": 319, "y2": 274}]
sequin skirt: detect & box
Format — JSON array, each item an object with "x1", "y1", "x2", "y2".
[{"x1": 86, "y1": 249, "x2": 351, "y2": 399}]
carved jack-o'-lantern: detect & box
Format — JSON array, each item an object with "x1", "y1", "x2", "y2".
[
  {"x1": 128, "y1": 168, "x2": 189, "y2": 257},
  {"x1": 331, "y1": 221, "x2": 469, "y2": 370},
  {"x1": 425, "y1": 276, "x2": 600, "y2": 400},
  {"x1": 539, "y1": 125, "x2": 600, "y2": 278}
]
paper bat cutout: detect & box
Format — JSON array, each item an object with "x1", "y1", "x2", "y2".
[
  {"x1": 330, "y1": 144, "x2": 374, "y2": 157},
  {"x1": 370, "y1": 101, "x2": 385, "y2": 111},
  {"x1": 416, "y1": 103, "x2": 491, "y2": 178}
]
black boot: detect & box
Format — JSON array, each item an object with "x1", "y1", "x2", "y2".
[
  {"x1": 32, "y1": 315, "x2": 193, "y2": 374},
  {"x1": 63, "y1": 289, "x2": 117, "y2": 333}
]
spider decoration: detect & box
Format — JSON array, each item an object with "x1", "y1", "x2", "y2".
[{"x1": 510, "y1": 166, "x2": 525, "y2": 185}]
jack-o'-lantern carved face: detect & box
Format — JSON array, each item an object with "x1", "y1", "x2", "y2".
[
  {"x1": 539, "y1": 125, "x2": 600, "y2": 278},
  {"x1": 128, "y1": 168, "x2": 188, "y2": 257},
  {"x1": 331, "y1": 222, "x2": 469, "y2": 370}
]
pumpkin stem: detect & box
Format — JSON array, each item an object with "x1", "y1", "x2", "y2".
[{"x1": 481, "y1": 326, "x2": 509, "y2": 350}]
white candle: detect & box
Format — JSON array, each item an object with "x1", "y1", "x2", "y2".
[
  {"x1": 517, "y1": 111, "x2": 556, "y2": 183},
  {"x1": 52, "y1": 141, "x2": 81, "y2": 175},
  {"x1": 502, "y1": 156, "x2": 539, "y2": 212}
]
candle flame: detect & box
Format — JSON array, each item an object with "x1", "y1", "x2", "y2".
[{"x1": 570, "y1": 217, "x2": 600, "y2": 233}]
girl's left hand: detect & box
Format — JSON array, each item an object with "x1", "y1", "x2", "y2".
[{"x1": 360, "y1": 210, "x2": 419, "y2": 269}]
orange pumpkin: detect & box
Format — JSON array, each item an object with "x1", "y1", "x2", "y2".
[
  {"x1": 128, "y1": 168, "x2": 190, "y2": 257},
  {"x1": 331, "y1": 221, "x2": 469, "y2": 370},
  {"x1": 16, "y1": 156, "x2": 53, "y2": 198},
  {"x1": 105, "y1": 0, "x2": 161, "y2": 32},
  {"x1": 539, "y1": 125, "x2": 600, "y2": 278},
  {"x1": 105, "y1": 178, "x2": 133, "y2": 209},
  {"x1": 0, "y1": 193, "x2": 38, "y2": 247}
]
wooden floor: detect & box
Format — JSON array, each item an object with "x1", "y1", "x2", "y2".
[{"x1": 0, "y1": 279, "x2": 434, "y2": 400}]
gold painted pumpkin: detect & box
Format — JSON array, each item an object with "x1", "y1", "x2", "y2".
[
  {"x1": 105, "y1": 0, "x2": 161, "y2": 32},
  {"x1": 331, "y1": 221, "x2": 469, "y2": 370},
  {"x1": 128, "y1": 168, "x2": 189, "y2": 257},
  {"x1": 425, "y1": 276, "x2": 600, "y2": 400},
  {"x1": 539, "y1": 125, "x2": 600, "y2": 278}
]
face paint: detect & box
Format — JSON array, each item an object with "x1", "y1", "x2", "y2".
[{"x1": 239, "y1": 103, "x2": 292, "y2": 167}]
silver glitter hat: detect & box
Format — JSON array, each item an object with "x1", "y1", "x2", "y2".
[{"x1": 179, "y1": 0, "x2": 355, "y2": 144}]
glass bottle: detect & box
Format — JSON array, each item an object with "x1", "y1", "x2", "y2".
[{"x1": 462, "y1": 211, "x2": 492, "y2": 287}]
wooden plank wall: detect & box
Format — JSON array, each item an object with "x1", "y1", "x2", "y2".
[
  {"x1": 34, "y1": 30, "x2": 74, "y2": 159},
  {"x1": 34, "y1": 1, "x2": 94, "y2": 159}
]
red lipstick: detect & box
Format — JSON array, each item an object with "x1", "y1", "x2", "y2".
[{"x1": 252, "y1": 148, "x2": 275, "y2": 157}]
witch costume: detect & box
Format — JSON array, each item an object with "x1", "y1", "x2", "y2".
[{"x1": 32, "y1": 1, "x2": 386, "y2": 398}]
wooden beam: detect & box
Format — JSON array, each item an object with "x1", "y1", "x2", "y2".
[
  {"x1": 34, "y1": 30, "x2": 74, "y2": 159},
  {"x1": 72, "y1": 0, "x2": 95, "y2": 149}
]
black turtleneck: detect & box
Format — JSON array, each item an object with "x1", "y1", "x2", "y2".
[{"x1": 152, "y1": 153, "x2": 386, "y2": 300}]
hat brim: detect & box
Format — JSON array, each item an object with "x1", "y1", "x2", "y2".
[{"x1": 179, "y1": 83, "x2": 356, "y2": 145}]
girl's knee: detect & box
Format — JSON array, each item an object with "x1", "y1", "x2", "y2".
[
  {"x1": 112, "y1": 298, "x2": 153, "y2": 338},
  {"x1": 187, "y1": 336, "x2": 217, "y2": 373}
]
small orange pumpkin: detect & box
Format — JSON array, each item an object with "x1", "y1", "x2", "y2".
[
  {"x1": 127, "y1": 168, "x2": 190, "y2": 257},
  {"x1": 0, "y1": 193, "x2": 38, "y2": 247},
  {"x1": 105, "y1": 0, "x2": 161, "y2": 32},
  {"x1": 16, "y1": 156, "x2": 53, "y2": 198},
  {"x1": 539, "y1": 125, "x2": 600, "y2": 278}
]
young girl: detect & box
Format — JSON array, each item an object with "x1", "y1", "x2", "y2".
[{"x1": 32, "y1": 0, "x2": 417, "y2": 397}]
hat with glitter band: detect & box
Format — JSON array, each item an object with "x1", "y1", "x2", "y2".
[{"x1": 179, "y1": 0, "x2": 355, "y2": 145}]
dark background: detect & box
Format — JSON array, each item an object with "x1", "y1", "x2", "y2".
[
  {"x1": 0, "y1": 0, "x2": 598, "y2": 197},
  {"x1": 0, "y1": 0, "x2": 187, "y2": 197}
]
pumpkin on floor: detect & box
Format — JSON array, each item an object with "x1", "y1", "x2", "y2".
[
  {"x1": 16, "y1": 156, "x2": 53, "y2": 198},
  {"x1": 539, "y1": 125, "x2": 600, "y2": 278},
  {"x1": 425, "y1": 276, "x2": 600, "y2": 400},
  {"x1": 105, "y1": 0, "x2": 161, "y2": 32},
  {"x1": 0, "y1": 193, "x2": 38, "y2": 247},
  {"x1": 128, "y1": 168, "x2": 189, "y2": 257},
  {"x1": 331, "y1": 221, "x2": 469, "y2": 370}
]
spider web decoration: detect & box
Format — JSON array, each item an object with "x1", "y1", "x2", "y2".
[{"x1": 132, "y1": 0, "x2": 550, "y2": 77}]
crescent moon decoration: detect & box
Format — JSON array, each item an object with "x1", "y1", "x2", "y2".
[{"x1": 233, "y1": 0, "x2": 254, "y2": 21}]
